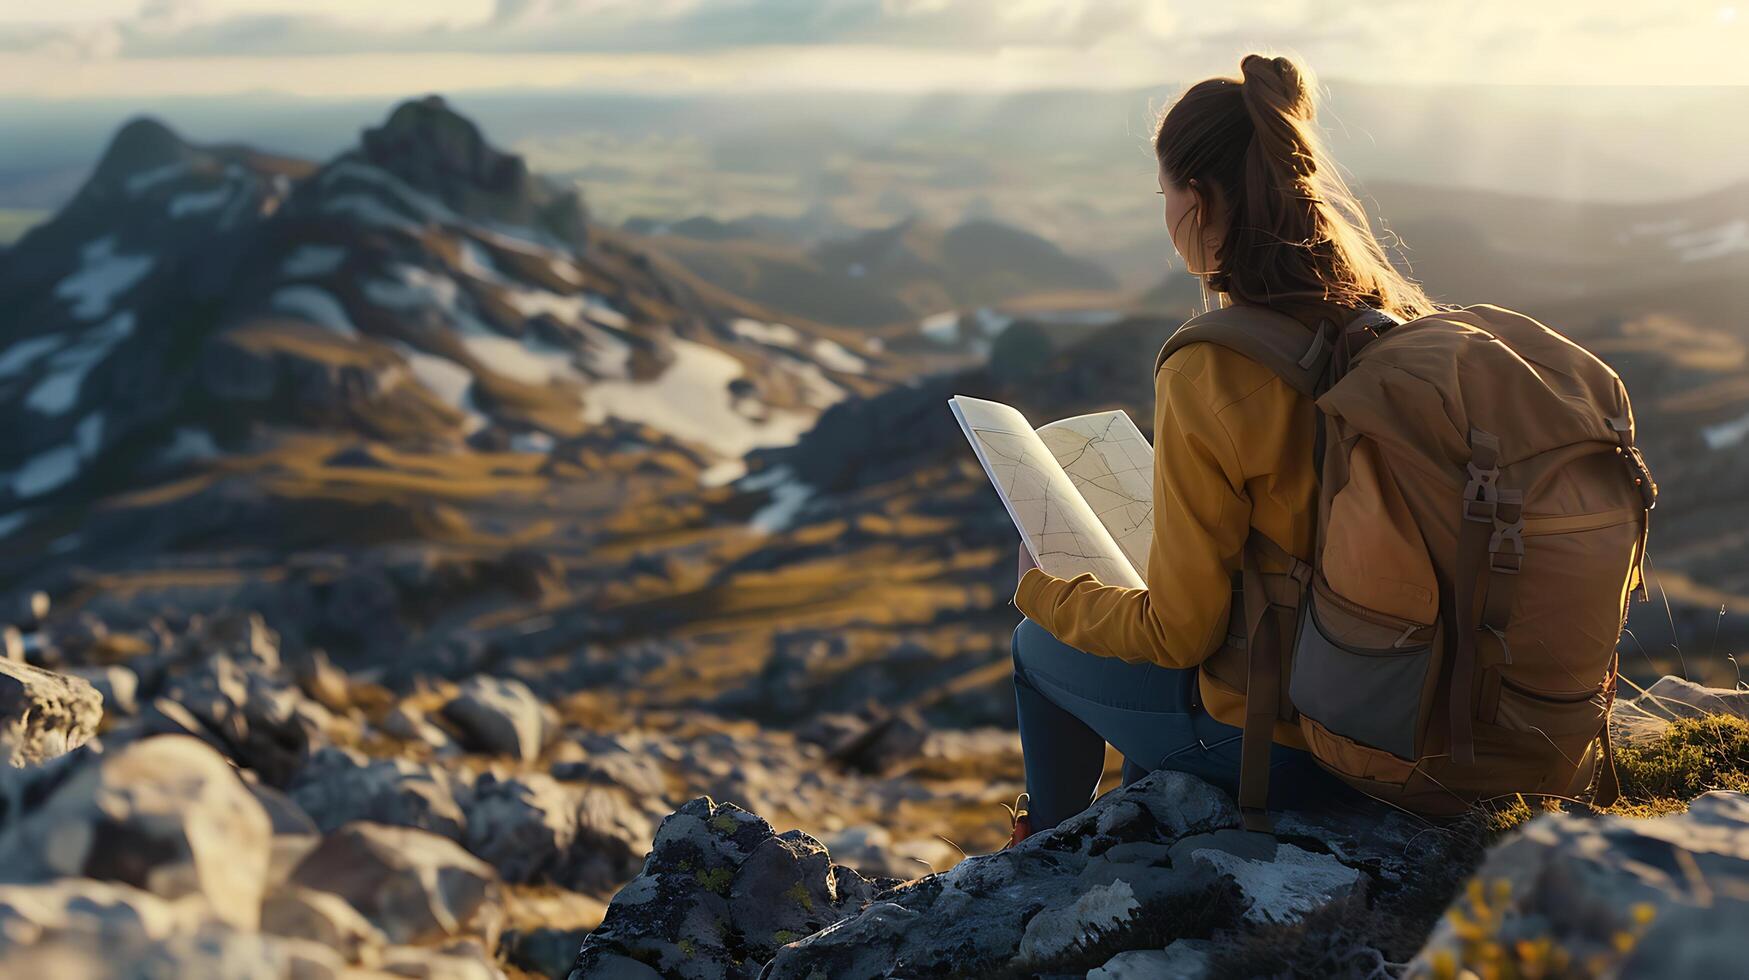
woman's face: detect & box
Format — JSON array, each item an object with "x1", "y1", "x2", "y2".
[{"x1": 1158, "y1": 162, "x2": 1222, "y2": 275}]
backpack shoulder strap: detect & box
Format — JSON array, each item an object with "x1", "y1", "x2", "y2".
[{"x1": 1154, "y1": 304, "x2": 1402, "y2": 397}]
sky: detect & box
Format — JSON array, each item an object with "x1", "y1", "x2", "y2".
[{"x1": 0, "y1": 0, "x2": 1744, "y2": 100}]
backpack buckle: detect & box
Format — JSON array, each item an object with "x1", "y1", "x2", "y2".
[
  {"x1": 1488, "y1": 490, "x2": 1524, "y2": 572},
  {"x1": 1463, "y1": 459, "x2": 1501, "y2": 523}
]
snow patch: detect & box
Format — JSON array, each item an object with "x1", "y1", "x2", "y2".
[
  {"x1": 0, "y1": 336, "x2": 63, "y2": 380},
  {"x1": 270, "y1": 286, "x2": 358, "y2": 337},
  {"x1": 125, "y1": 162, "x2": 186, "y2": 195},
  {"x1": 919, "y1": 311, "x2": 961, "y2": 343},
  {"x1": 169, "y1": 184, "x2": 231, "y2": 218},
  {"x1": 700, "y1": 460, "x2": 747, "y2": 487},
  {"x1": 780, "y1": 361, "x2": 848, "y2": 410},
  {"x1": 55, "y1": 236, "x2": 154, "y2": 321},
  {"x1": 462, "y1": 334, "x2": 581, "y2": 387},
  {"x1": 581, "y1": 339, "x2": 814, "y2": 457},
  {"x1": 812, "y1": 338, "x2": 867, "y2": 374},
  {"x1": 322, "y1": 194, "x2": 418, "y2": 231},
  {"x1": 26, "y1": 312, "x2": 135, "y2": 416},
  {"x1": 510, "y1": 431, "x2": 555, "y2": 453},
  {"x1": 1670, "y1": 220, "x2": 1749, "y2": 263},
  {"x1": 0, "y1": 510, "x2": 29, "y2": 539},
  {"x1": 282, "y1": 245, "x2": 347, "y2": 278},
  {"x1": 160, "y1": 428, "x2": 220, "y2": 465},
  {"x1": 1703, "y1": 410, "x2": 1749, "y2": 451},
  {"x1": 13, "y1": 445, "x2": 80, "y2": 498},
  {"x1": 75, "y1": 414, "x2": 103, "y2": 458},
  {"x1": 730, "y1": 318, "x2": 802, "y2": 347},
  {"x1": 394, "y1": 344, "x2": 487, "y2": 434},
  {"x1": 743, "y1": 465, "x2": 814, "y2": 533}
]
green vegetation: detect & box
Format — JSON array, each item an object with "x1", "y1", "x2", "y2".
[{"x1": 1612, "y1": 713, "x2": 1749, "y2": 816}]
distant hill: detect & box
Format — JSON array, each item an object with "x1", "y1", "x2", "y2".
[
  {"x1": 627, "y1": 215, "x2": 1119, "y2": 329},
  {"x1": 0, "y1": 95, "x2": 899, "y2": 587}
]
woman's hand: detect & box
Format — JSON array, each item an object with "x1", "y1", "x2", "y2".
[{"x1": 1018, "y1": 541, "x2": 1038, "y2": 581}]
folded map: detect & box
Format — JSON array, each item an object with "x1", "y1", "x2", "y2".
[{"x1": 949, "y1": 395, "x2": 1154, "y2": 588}]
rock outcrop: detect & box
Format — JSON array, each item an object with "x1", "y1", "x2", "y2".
[
  {"x1": 0, "y1": 658, "x2": 102, "y2": 765},
  {"x1": 1409, "y1": 791, "x2": 1749, "y2": 980},
  {"x1": 573, "y1": 771, "x2": 1479, "y2": 980}
]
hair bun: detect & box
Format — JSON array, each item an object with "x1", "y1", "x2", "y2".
[{"x1": 1240, "y1": 53, "x2": 1314, "y2": 124}]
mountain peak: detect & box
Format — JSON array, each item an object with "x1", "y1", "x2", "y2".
[
  {"x1": 89, "y1": 116, "x2": 195, "y2": 189},
  {"x1": 354, "y1": 94, "x2": 590, "y2": 250}
]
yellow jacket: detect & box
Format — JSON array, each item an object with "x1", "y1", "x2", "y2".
[{"x1": 1013, "y1": 338, "x2": 1318, "y2": 749}]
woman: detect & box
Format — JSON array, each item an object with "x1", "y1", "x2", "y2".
[{"x1": 1006, "y1": 52, "x2": 1451, "y2": 842}]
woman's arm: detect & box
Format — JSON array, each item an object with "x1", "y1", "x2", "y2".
[{"x1": 1013, "y1": 345, "x2": 1256, "y2": 669}]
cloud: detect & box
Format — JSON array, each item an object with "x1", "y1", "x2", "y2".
[{"x1": 0, "y1": 0, "x2": 1741, "y2": 97}]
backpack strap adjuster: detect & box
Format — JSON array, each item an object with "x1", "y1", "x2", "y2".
[{"x1": 1488, "y1": 490, "x2": 1525, "y2": 574}]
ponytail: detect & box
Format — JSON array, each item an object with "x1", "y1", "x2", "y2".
[{"x1": 1156, "y1": 52, "x2": 1449, "y2": 323}]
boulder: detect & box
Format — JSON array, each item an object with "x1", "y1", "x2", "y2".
[
  {"x1": 289, "y1": 820, "x2": 503, "y2": 948},
  {"x1": 1408, "y1": 791, "x2": 1749, "y2": 980},
  {"x1": 0, "y1": 659, "x2": 102, "y2": 765},
  {"x1": 441, "y1": 676, "x2": 548, "y2": 762},
  {"x1": 261, "y1": 884, "x2": 388, "y2": 963},
  {"x1": 289, "y1": 747, "x2": 470, "y2": 840},
  {"x1": 66, "y1": 664, "x2": 139, "y2": 718},
  {"x1": 463, "y1": 773, "x2": 650, "y2": 892},
  {"x1": 147, "y1": 651, "x2": 322, "y2": 785},
  {"x1": 1612, "y1": 674, "x2": 1749, "y2": 746},
  {"x1": 0, "y1": 878, "x2": 211, "y2": 948},
  {"x1": 0, "y1": 735, "x2": 272, "y2": 931},
  {"x1": 577, "y1": 771, "x2": 1475, "y2": 980},
  {"x1": 571, "y1": 796, "x2": 884, "y2": 980}
]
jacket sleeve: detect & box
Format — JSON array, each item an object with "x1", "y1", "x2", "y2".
[{"x1": 1012, "y1": 349, "x2": 1253, "y2": 668}]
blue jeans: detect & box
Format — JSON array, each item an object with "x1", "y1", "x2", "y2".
[{"x1": 1012, "y1": 617, "x2": 1347, "y2": 829}]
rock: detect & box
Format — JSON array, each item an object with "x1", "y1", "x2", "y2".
[
  {"x1": 376, "y1": 940, "x2": 507, "y2": 979},
  {"x1": 261, "y1": 884, "x2": 388, "y2": 963},
  {"x1": 289, "y1": 748, "x2": 471, "y2": 840},
  {"x1": 441, "y1": 676, "x2": 547, "y2": 762},
  {"x1": 1089, "y1": 942, "x2": 1219, "y2": 979},
  {"x1": 177, "y1": 611, "x2": 282, "y2": 673},
  {"x1": 506, "y1": 926, "x2": 594, "y2": 979},
  {"x1": 572, "y1": 796, "x2": 881, "y2": 980},
  {"x1": 148, "y1": 652, "x2": 317, "y2": 785},
  {"x1": 1, "y1": 627, "x2": 21, "y2": 662},
  {"x1": 0, "y1": 735, "x2": 273, "y2": 931},
  {"x1": 1, "y1": 925, "x2": 346, "y2": 980},
  {"x1": 463, "y1": 773, "x2": 649, "y2": 892},
  {"x1": 0, "y1": 878, "x2": 211, "y2": 948},
  {"x1": 248, "y1": 782, "x2": 324, "y2": 884},
  {"x1": 381, "y1": 702, "x2": 455, "y2": 752},
  {"x1": 289, "y1": 821, "x2": 503, "y2": 948},
  {"x1": 800, "y1": 704, "x2": 929, "y2": 775},
  {"x1": 551, "y1": 732, "x2": 669, "y2": 799},
  {"x1": 293, "y1": 649, "x2": 353, "y2": 714},
  {"x1": 8, "y1": 592, "x2": 49, "y2": 630},
  {"x1": 67, "y1": 664, "x2": 140, "y2": 718},
  {"x1": 1612, "y1": 675, "x2": 1749, "y2": 746},
  {"x1": 0, "y1": 659, "x2": 102, "y2": 765},
  {"x1": 1407, "y1": 791, "x2": 1749, "y2": 980}
]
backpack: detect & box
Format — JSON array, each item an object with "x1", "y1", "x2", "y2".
[{"x1": 1154, "y1": 302, "x2": 1656, "y2": 826}]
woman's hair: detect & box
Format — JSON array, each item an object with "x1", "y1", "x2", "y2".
[{"x1": 1155, "y1": 53, "x2": 1448, "y2": 322}]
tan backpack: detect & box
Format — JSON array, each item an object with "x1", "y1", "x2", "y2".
[{"x1": 1155, "y1": 302, "x2": 1656, "y2": 825}]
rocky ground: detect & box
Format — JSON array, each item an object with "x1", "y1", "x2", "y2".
[{"x1": 0, "y1": 589, "x2": 1743, "y2": 978}]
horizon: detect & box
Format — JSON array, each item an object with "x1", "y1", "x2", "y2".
[{"x1": 1, "y1": 1, "x2": 1744, "y2": 100}]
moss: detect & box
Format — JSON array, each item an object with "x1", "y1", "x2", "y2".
[
  {"x1": 711, "y1": 813, "x2": 741, "y2": 834},
  {"x1": 772, "y1": 930, "x2": 800, "y2": 945},
  {"x1": 1611, "y1": 714, "x2": 1749, "y2": 815},
  {"x1": 695, "y1": 867, "x2": 733, "y2": 895},
  {"x1": 678, "y1": 938, "x2": 697, "y2": 958},
  {"x1": 785, "y1": 881, "x2": 815, "y2": 912}
]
